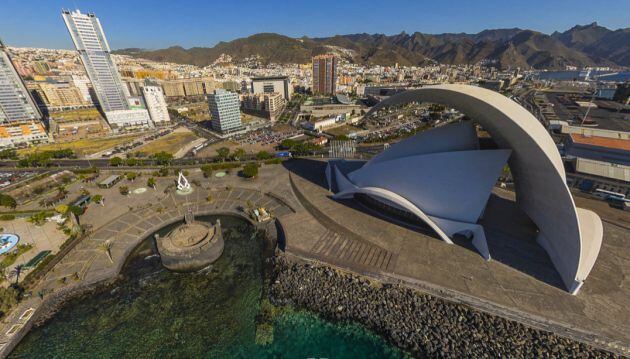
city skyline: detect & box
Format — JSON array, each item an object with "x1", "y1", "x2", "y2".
[{"x1": 0, "y1": 0, "x2": 628, "y2": 50}]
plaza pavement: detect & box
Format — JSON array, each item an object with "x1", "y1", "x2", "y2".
[
  {"x1": 281, "y1": 159, "x2": 630, "y2": 355},
  {"x1": 0, "y1": 160, "x2": 628, "y2": 356},
  {"x1": 0, "y1": 164, "x2": 297, "y2": 356}
]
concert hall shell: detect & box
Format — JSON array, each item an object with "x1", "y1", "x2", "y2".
[{"x1": 326, "y1": 84, "x2": 602, "y2": 295}]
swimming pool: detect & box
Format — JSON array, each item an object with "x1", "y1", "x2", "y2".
[{"x1": 0, "y1": 234, "x2": 19, "y2": 255}]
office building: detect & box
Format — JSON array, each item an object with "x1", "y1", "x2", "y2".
[
  {"x1": 0, "y1": 122, "x2": 49, "y2": 148},
  {"x1": 142, "y1": 85, "x2": 170, "y2": 126},
  {"x1": 264, "y1": 92, "x2": 285, "y2": 121},
  {"x1": 222, "y1": 81, "x2": 240, "y2": 92},
  {"x1": 38, "y1": 82, "x2": 88, "y2": 110},
  {"x1": 241, "y1": 92, "x2": 285, "y2": 121},
  {"x1": 183, "y1": 80, "x2": 204, "y2": 97},
  {"x1": 161, "y1": 80, "x2": 186, "y2": 97},
  {"x1": 312, "y1": 54, "x2": 338, "y2": 95},
  {"x1": 208, "y1": 89, "x2": 242, "y2": 133},
  {"x1": 62, "y1": 9, "x2": 151, "y2": 130},
  {"x1": 0, "y1": 39, "x2": 42, "y2": 124},
  {"x1": 71, "y1": 74, "x2": 93, "y2": 103},
  {"x1": 159, "y1": 78, "x2": 217, "y2": 98},
  {"x1": 105, "y1": 109, "x2": 151, "y2": 129},
  {"x1": 251, "y1": 76, "x2": 293, "y2": 100}
]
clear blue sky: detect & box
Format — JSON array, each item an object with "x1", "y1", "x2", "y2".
[{"x1": 1, "y1": 0, "x2": 628, "y2": 50}]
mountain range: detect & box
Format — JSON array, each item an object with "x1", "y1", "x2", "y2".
[{"x1": 115, "y1": 23, "x2": 630, "y2": 69}]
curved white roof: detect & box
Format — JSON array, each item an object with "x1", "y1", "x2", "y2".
[{"x1": 331, "y1": 84, "x2": 602, "y2": 294}]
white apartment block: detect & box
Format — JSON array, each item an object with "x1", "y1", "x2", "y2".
[{"x1": 142, "y1": 85, "x2": 170, "y2": 125}]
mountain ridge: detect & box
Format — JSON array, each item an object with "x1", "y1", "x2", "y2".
[{"x1": 114, "y1": 24, "x2": 630, "y2": 69}]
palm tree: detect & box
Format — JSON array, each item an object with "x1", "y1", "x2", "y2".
[
  {"x1": 100, "y1": 240, "x2": 114, "y2": 264},
  {"x1": 92, "y1": 194, "x2": 104, "y2": 206},
  {"x1": 147, "y1": 177, "x2": 156, "y2": 190},
  {"x1": 10, "y1": 264, "x2": 24, "y2": 285}
]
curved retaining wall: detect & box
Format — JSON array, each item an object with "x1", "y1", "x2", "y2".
[{"x1": 0, "y1": 205, "x2": 281, "y2": 358}]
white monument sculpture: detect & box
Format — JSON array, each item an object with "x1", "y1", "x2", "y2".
[{"x1": 177, "y1": 171, "x2": 191, "y2": 192}]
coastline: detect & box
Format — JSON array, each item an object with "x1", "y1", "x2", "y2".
[
  {"x1": 269, "y1": 253, "x2": 619, "y2": 358},
  {"x1": 5, "y1": 225, "x2": 623, "y2": 358}
]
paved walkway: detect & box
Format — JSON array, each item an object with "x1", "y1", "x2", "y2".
[
  {"x1": 281, "y1": 159, "x2": 630, "y2": 355},
  {"x1": 0, "y1": 166, "x2": 296, "y2": 357},
  {"x1": 1, "y1": 160, "x2": 629, "y2": 356}
]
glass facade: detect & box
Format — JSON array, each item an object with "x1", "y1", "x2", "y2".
[
  {"x1": 62, "y1": 10, "x2": 129, "y2": 113},
  {"x1": 208, "y1": 89, "x2": 242, "y2": 133},
  {"x1": 0, "y1": 40, "x2": 41, "y2": 124}
]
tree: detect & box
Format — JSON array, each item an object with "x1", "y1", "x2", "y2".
[
  {"x1": 119, "y1": 186, "x2": 129, "y2": 196},
  {"x1": 55, "y1": 204, "x2": 69, "y2": 214},
  {"x1": 0, "y1": 194, "x2": 17, "y2": 209},
  {"x1": 242, "y1": 163, "x2": 259, "y2": 178},
  {"x1": 256, "y1": 151, "x2": 272, "y2": 160},
  {"x1": 125, "y1": 157, "x2": 138, "y2": 166},
  {"x1": 100, "y1": 240, "x2": 114, "y2": 264},
  {"x1": 200, "y1": 165, "x2": 213, "y2": 178},
  {"x1": 126, "y1": 172, "x2": 138, "y2": 181},
  {"x1": 68, "y1": 205, "x2": 84, "y2": 216},
  {"x1": 152, "y1": 151, "x2": 173, "y2": 166},
  {"x1": 147, "y1": 177, "x2": 156, "y2": 189},
  {"x1": 92, "y1": 194, "x2": 104, "y2": 206},
  {"x1": 280, "y1": 139, "x2": 297, "y2": 150},
  {"x1": 216, "y1": 147, "x2": 230, "y2": 162},
  {"x1": 109, "y1": 156, "x2": 123, "y2": 166},
  {"x1": 232, "y1": 148, "x2": 246, "y2": 161},
  {"x1": 9, "y1": 264, "x2": 24, "y2": 285},
  {"x1": 0, "y1": 149, "x2": 17, "y2": 160},
  {"x1": 28, "y1": 211, "x2": 49, "y2": 226},
  {"x1": 0, "y1": 286, "x2": 19, "y2": 316}
]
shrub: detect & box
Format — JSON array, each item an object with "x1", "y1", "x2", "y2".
[
  {"x1": 242, "y1": 163, "x2": 259, "y2": 178},
  {"x1": 0, "y1": 194, "x2": 17, "y2": 209}
]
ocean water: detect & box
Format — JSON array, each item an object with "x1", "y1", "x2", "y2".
[{"x1": 10, "y1": 215, "x2": 406, "y2": 358}]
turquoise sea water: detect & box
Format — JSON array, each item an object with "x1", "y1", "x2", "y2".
[{"x1": 11, "y1": 216, "x2": 406, "y2": 358}]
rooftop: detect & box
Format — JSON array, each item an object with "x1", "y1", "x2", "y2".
[
  {"x1": 98, "y1": 174, "x2": 120, "y2": 186},
  {"x1": 251, "y1": 76, "x2": 288, "y2": 81},
  {"x1": 570, "y1": 134, "x2": 630, "y2": 151}
]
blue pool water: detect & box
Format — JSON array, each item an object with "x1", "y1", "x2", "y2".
[{"x1": 0, "y1": 234, "x2": 19, "y2": 255}]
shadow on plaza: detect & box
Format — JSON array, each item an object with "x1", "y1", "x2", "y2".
[{"x1": 284, "y1": 158, "x2": 566, "y2": 291}]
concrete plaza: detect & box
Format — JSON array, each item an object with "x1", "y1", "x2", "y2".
[
  {"x1": 281, "y1": 159, "x2": 630, "y2": 353},
  {"x1": 0, "y1": 160, "x2": 628, "y2": 356}
]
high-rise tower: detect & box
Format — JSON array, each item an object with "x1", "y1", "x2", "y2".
[
  {"x1": 62, "y1": 9, "x2": 152, "y2": 130},
  {"x1": 0, "y1": 39, "x2": 42, "y2": 124},
  {"x1": 312, "y1": 54, "x2": 338, "y2": 95}
]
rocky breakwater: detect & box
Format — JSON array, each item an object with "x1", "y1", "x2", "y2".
[{"x1": 269, "y1": 255, "x2": 617, "y2": 358}]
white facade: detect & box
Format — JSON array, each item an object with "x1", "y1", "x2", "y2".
[
  {"x1": 576, "y1": 157, "x2": 630, "y2": 182},
  {"x1": 0, "y1": 40, "x2": 42, "y2": 124},
  {"x1": 105, "y1": 109, "x2": 152, "y2": 130},
  {"x1": 305, "y1": 116, "x2": 341, "y2": 132},
  {"x1": 142, "y1": 85, "x2": 170, "y2": 125},
  {"x1": 251, "y1": 76, "x2": 292, "y2": 100},
  {"x1": 329, "y1": 84, "x2": 603, "y2": 295},
  {"x1": 62, "y1": 9, "x2": 133, "y2": 128},
  {"x1": 71, "y1": 74, "x2": 93, "y2": 103},
  {"x1": 0, "y1": 122, "x2": 50, "y2": 148}
]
